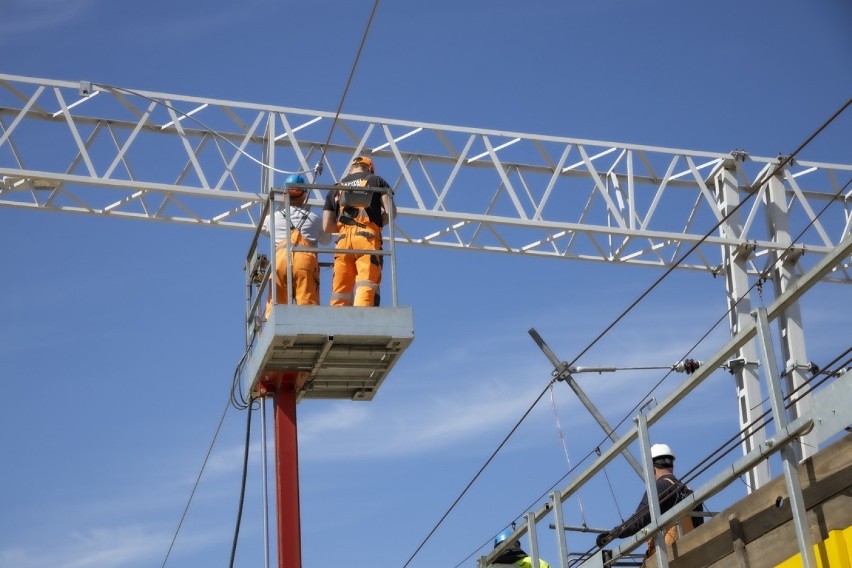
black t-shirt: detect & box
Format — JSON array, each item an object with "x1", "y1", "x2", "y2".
[
  {"x1": 323, "y1": 171, "x2": 392, "y2": 228},
  {"x1": 614, "y1": 474, "x2": 687, "y2": 538}
]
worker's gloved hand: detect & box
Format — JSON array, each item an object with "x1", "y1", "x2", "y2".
[
  {"x1": 683, "y1": 358, "x2": 700, "y2": 374},
  {"x1": 596, "y1": 531, "x2": 612, "y2": 548}
]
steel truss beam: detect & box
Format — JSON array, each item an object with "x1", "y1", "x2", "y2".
[{"x1": 1, "y1": 73, "x2": 850, "y2": 282}]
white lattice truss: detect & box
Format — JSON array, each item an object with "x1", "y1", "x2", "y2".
[{"x1": 2, "y1": 73, "x2": 850, "y2": 282}]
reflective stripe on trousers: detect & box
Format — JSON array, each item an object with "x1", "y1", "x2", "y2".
[
  {"x1": 265, "y1": 229, "x2": 319, "y2": 317},
  {"x1": 331, "y1": 220, "x2": 382, "y2": 307}
]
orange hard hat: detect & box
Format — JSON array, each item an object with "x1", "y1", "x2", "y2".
[{"x1": 351, "y1": 156, "x2": 374, "y2": 173}]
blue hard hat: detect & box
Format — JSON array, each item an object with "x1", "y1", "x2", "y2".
[
  {"x1": 285, "y1": 174, "x2": 306, "y2": 185},
  {"x1": 494, "y1": 529, "x2": 514, "y2": 548}
]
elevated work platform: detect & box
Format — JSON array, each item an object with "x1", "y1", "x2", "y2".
[{"x1": 245, "y1": 305, "x2": 414, "y2": 402}]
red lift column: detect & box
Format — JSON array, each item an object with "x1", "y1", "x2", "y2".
[
  {"x1": 246, "y1": 305, "x2": 414, "y2": 568},
  {"x1": 273, "y1": 378, "x2": 301, "y2": 568},
  {"x1": 257, "y1": 370, "x2": 304, "y2": 568}
]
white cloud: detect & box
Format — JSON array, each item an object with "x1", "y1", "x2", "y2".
[
  {"x1": 3, "y1": 0, "x2": 101, "y2": 36},
  {"x1": 0, "y1": 525, "x2": 170, "y2": 568},
  {"x1": 296, "y1": 379, "x2": 547, "y2": 461}
]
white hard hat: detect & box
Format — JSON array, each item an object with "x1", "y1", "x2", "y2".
[{"x1": 651, "y1": 443, "x2": 675, "y2": 460}]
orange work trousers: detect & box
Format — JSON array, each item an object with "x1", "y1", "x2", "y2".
[
  {"x1": 330, "y1": 220, "x2": 382, "y2": 307},
  {"x1": 265, "y1": 230, "x2": 319, "y2": 318}
]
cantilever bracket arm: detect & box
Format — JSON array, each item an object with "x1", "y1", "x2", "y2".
[{"x1": 528, "y1": 328, "x2": 646, "y2": 480}]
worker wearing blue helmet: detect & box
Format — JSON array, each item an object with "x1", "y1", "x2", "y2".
[
  {"x1": 263, "y1": 173, "x2": 329, "y2": 312},
  {"x1": 489, "y1": 529, "x2": 550, "y2": 568}
]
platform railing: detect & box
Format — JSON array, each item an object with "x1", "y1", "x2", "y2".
[{"x1": 244, "y1": 183, "x2": 399, "y2": 346}]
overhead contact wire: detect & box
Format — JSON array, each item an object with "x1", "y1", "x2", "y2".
[
  {"x1": 161, "y1": 344, "x2": 256, "y2": 566},
  {"x1": 401, "y1": 385, "x2": 552, "y2": 568},
  {"x1": 549, "y1": 385, "x2": 587, "y2": 525},
  {"x1": 98, "y1": 84, "x2": 312, "y2": 176},
  {"x1": 161, "y1": 397, "x2": 231, "y2": 568},
  {"x1": 438, "y1": 98, "x2": 851, "y2": 568},
  {"x1": 600, "y1": 171, "x2": 852, "y2": 452},
  {"x1": 316, "y1": 0, "x2": 382, "y2": 174},
  {"x1": 228, "y1": 397, "x2": 255, "y2": 567}
]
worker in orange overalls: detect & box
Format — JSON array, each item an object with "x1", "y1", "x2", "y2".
[
  {"x1": 264, "y1": 174, "x2": 329, "y2": 316},
  {"x1": 322, "y1": 156, "x2": 395, "y2": 307}
]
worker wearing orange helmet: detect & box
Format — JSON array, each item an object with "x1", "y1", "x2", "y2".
[
  {"x1": 322, "y1": 156, "x2": 395, "y2": 307},
  {"x1": 264, "y1": 174, "x2": 329, "y2": 315}
]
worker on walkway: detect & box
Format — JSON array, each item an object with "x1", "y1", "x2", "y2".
[
  {"x1": 596, "y1": 443, "x2": 702, "y2": 565},
  {"x1": 322, "y1": 156, "x2": 395, "y2": 307},
  {"x1": 489, "y1": 529, "x2": 551, "y2": 568},
  {"x1": 264, "y1": 174, "x2": 329, "y2": 315}
]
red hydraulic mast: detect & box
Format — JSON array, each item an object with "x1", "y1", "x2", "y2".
[{"x1": 245, "y1": 305, "x2": 413, "y2": 568}]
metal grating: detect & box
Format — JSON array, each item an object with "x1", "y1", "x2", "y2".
[{"x1": 245, "y1": 305, "x2": 414, "y2": 402}]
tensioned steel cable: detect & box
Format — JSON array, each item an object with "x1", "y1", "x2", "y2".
[
  {"x1": 125, "y1": 8, "x2": 382, "y2": 559},
  {"x1": 592, "y1": 172, "x2": 852, "y2": 464},
  {"x1": 466, "y1": 347, "x2": 852, "y2": 568},
  {"x1": 452, "y1": 334, "x2": 851, "y2": 567},
  {"x1": 560, "y1": 346, "x2": 852, "y2": 568},
  {"x1": 315, "y1": 0, "x2": 382, "y2": 177},
  {"x1": 567, "y1": 333, "x2": 852, "y2": 566},
  {"x1": 575, "y1": 350, "x2": 852, "y2": 568},
  {"x1": 677, "y1": 348, "x2": 852, "y2": 491},
  {"x1": 98, "y1": 84, "x2": 311, "y2": 177},
  {"x1": 565, "y1": 173, "x2": 852, "y2": 565},
  {"x1": 100, "y1": 0, "x2": 381, "y2": 183},
  {"x1": 549, "y1": 385, "x2": 588, "y2": 525},
  {"x1": 229, "y1": 397, "x2": 255, "y2": 568},
  {"x1": 161, "y1": 396, "x2": 231, "y2": 568},
  {"x1": 459, "y1": 188, "x2": 852, "y2": 568},
  {"x1": 414, "y1": 98, "x2": 851, "y2": 568},
  {"x1": 161, "y1": 344, "x2": 254, "y2": 567}
]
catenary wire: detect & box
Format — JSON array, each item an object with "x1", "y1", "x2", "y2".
[
  {"x1": 594, "y1": 172, "x2": 852, "y2": 455},
  {"x1": 102, "y1": 72, "x2": 847, "y2": 565},
  {"x1": 549, "y1": 385, "x2": 588, "y2": 526},
  {"x1": 452, "y1": 338, "x2": 850, "y2": 567},
  {"x1": 598, "y1": 447, "x2": 625, "y2": 522},
  {"x1": 229, "y1": 397, "x2": 255, "y2": 567},
  {"x1": 555, "y1": 101, "x2": 852, "y2": 521},
  {"x1": 401, "y1": 385, "x2": 554, "y2": 568},
  {"x1": 98, "y1": 1, "x2": 383, "y2": 181},
  {"x1": 569, "y1": 349, "x2": 852, "y2": 567},
  {"x1": 676, "y1": 359, "x2": 847, "y2": 497},
  {"x1": 315, "y1": 0, "x2": 382, "y2": 177},
  {"x1": 138, "y1": 6, "x2": 383, "y2": 562},
  {"x1": 571, "y1": 174, "x2": 852, "y2": 563},
  {"x1": 439, "y1": 99, "x2": 851, "y2": 567},
  {"x1": 97, "y1": 84, "x2": 314, "y2": 177},
  {"x1": 675, "y1": 346, "x2": 852, "y2": 492},
  {"x1": 161, "y1": 343, "x2": 255, "y2": 566},
  {"x1": 573, "y1": 347, "x2": 851, "y2": 567},
  {"x1": 160, "y1": 395, "x2": 232, "y2": 568}
]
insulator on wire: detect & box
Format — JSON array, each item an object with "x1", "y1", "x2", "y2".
[{"x1": 673, "y1": 359, "x2": 701, "y2": 374}]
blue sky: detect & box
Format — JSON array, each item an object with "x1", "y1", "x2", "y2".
[{"x1": 1, "y1": 1, "x2": 851, "y2": 567}]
